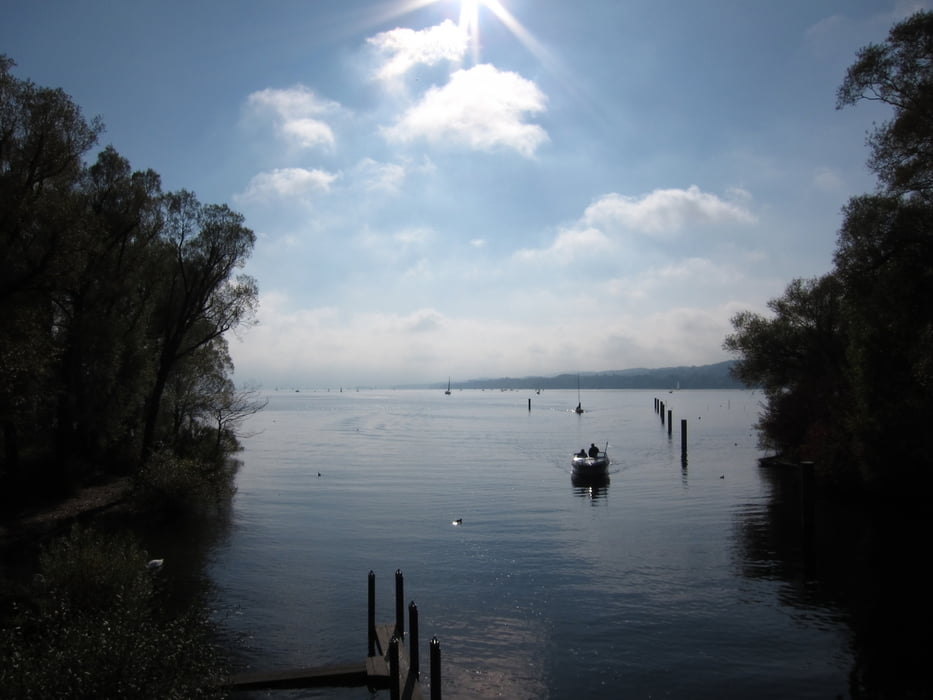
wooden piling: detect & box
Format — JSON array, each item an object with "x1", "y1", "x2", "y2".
[
  {"x1": 390, "y1": 636, "x2": 400, "y2": 700},
  {"x1": 226, "y1": 569, "x2": 430, "y2": 698},
  {"x1": 368, "y1": 570, "x2": 376, "y2": 656},
  {"x1": 667, "y1": 409, "x2": 672, "y2": 436},
  {"x1": 680, "y1": 419, "x2": 687, "y2": 462},
  {"x1": 409, "y1": 602, "x2": 420, "y2": 680},
  {"x1": 395, "y1": 569, "x2": 405, "y2": 639},
  {"x1": 430, "y1": 637, "x2": 441, "y2": 700},
  {"x1": 660, "y1": 401, "x2": 665, "y2": 424}
]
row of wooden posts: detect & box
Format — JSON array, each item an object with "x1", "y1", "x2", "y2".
[
  {"x1": 226, "y1": 569, "x2": 439, "y2": 700},
  {"x1": 655, "y1": 397, "x2": 688, "y2": 464},
  {"x1": 369, "y1": 569, "x2": 442, "y2": 700}
]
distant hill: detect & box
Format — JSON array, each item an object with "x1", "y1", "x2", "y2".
[{"x1": 442, "y1": 361, "x2": 749, "y2": 391}]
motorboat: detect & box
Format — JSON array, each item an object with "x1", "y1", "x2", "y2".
[{"x1": 571, "y1": 448, "x2": 609, "y2": 479}]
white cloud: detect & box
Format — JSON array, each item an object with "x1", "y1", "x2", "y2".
[
  {"x1": 514, "y1": 227, "x2": 613, "y2": 264},
  {"x1": 382, "y1": 64, "x2": 548, "y2": 157},
  {"x1": 583, "y1": 186, "x2": 757, "y2": 236},
  {"x1": 514, "y1": 186, "x2": 756, "y2": 263},
  {"x1": 236, "y1": 167, "x2": 338, "y2": 203},
  {"x1": 354, "y1": 158, "x2": 408, "y2": 193},
  {"x1": 369, "y1": 19, "x2": 469, "y2": 81},
  {"x1": 247, "y1": 85, "x2": 339, "y2": 149}
]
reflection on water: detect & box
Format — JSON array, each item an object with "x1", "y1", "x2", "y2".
[
  {"x1": 175, "y1": 389, "x2": 925, "y2": 698},
  {"x1": 571, "y1": 475, "x2": 610, "y2": 502},
  {"x1": 440, "y1": 613, "x2": 549, "y2": 700}
]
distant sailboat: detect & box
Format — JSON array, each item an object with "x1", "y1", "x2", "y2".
[
  {"x1": 575, "y1": 374, "x2": 584, "y2": 414},
  {"x1": 445, "y1": 377, "x2": 452, "y2": 395}
]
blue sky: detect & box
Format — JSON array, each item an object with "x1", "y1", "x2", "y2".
[{"x1": 3, "y1": 0, "x2": 927, "y2": 387}]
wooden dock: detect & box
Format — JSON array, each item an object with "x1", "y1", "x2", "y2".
[{"x1": 226, "y1": 570, "x2": 437, "y2": 699}]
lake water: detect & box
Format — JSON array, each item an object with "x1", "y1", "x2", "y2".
[{"x1": 202, "y1": 388, "x2": 855, "y2": 698}]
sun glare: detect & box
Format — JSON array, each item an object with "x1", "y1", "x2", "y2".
[
  {"x1": 458, "y1": 0, "x2": 482, "y2": 63},
  {"x1": 455, "y1": 0, "x2": 552, "y2": 68},
  {"x1": 371, "y1": 0, "x2": 566, "y2": 91}
]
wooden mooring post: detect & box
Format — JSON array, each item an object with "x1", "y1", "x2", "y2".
[
  {"x1": 681, "y1": 418, "x2": 688, "y2": 465},
  {"x1": 225, "y1": 569, "x2": 439, "y2": 699},
  {"x1": 654, "y1": 398, "x2": 688, "y2": 467}
]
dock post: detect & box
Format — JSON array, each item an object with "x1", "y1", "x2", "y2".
[
  {"x1": 430, "y1": 636, "x2": 442, "y2": 700},
  {"x1": 667, "y1": 409, "x2": 672, "y2": 436},
  {"x1": 528, "y1": 398, "x2": 531, "y2": 411},
  {"x1": 395, "y1": 569, "x2": 404, "y2": 639},
  {"x1": 389, "y1": 635, "x2": 400, "y2": 700},
  {"x1": 409, "y1": 601, "x2": 420, "y2": 680},
  {"x1": 680, "y1": 419, "x2": 688, "y2": 463},
  {"x1": 368, "y1": 570, "x2": 376, "y2": 656},
  {"x1": 660, "y1": 401, "x2": 665, "y2": 424}
]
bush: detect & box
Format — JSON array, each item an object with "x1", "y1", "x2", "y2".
[
  {"x1": 133, "y1": 451, "x2": 237, "y2": 516},
  {"x1": 0, "y1": 527, "x2": 229, "y2": 699}
]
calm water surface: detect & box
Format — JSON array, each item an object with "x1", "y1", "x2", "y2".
[{"x1": 206, "y1": 389, "x2": 852, "y2": 698}]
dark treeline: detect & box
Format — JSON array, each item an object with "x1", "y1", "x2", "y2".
[
  {"x1": 724, "y1": 12, "x2": 933, "y2": 498},
  {"x1": 444, "y1": 360, "x2": 745, "y2": 391},
  {"x1": 0, "y1": 55, "x2": 261, "y2": 506}
]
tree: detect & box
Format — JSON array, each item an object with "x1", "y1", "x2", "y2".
[
  {"x1": 0, "y1": 56, "x2": 102, "y2": 479},
  {"x1": 140, "y1": 190, "x2": 258, "y2": 458},
  {"x1": 724, "y1": 275, "x2": 850, "y2": 477},
  {"x1": 51, "y1": 147, "x2": 164, "y2": 469},
  {"x1": 726, "y1": 11, "x2": 933, "y2": 495},
  {"x1": 833, "y1": 194, "x2": 933, "y2": 488},
  {"x1": 1, "y1": 57, "x2": 261, "y2": 500},
  {"x1": 0, "y1": 56, "x2": 103, "y2": 302},
  {"x1": 837, "y1": 11, "x2": 933, "y2": 199}
]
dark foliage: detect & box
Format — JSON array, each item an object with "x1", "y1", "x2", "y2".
[
  {"x1": 0, "y1": 527, "x2": 229, "y2": 699},
  {"x1": 725, "y1": 11, "x2": 933, "y2": 497},
  {"x1": 0, "y1": 56, "x2": 262, "y2": 504}
]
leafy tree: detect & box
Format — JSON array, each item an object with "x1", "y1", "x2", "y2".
[
  {"x1": 833, "y1": 194, "x2": 933, "y2": 488},
  {"x1": 726, "y1": 11, "x2": 933, "y2": 495},
  {"x1": 0, "y1": 56, "x2": 102, "y2": 480},
  {"x1": 1, "y1": 56, "x2": 261, "y2": 499},
  {"x1": 140, "y1": 191, "x2": 258, "y2": 458},
  {"x1": 0, "y1": 56, "x2": 102, "y2": 302},
  {"x1": 837, "y1": 11, "x2": 933, "y2": 198},
  {"x1": 724, "y1": 275, "x2": 851, "y2": 480},
  {"x1": 52, "y1": 147, "x2": 164, "y2": 470}
]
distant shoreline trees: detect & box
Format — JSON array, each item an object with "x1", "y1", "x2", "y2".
[
  {"x1": 0, "y1": 55, "x2": 263, "y2": 505},
  {"x1": 724, "y1": 12, "x2": 933, "y2": 496}
]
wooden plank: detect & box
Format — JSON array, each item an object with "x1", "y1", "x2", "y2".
[
  {"x1": 372, "y1": 623, "x2": 423, "y2": 700},
  {"x1": 226, "y1": 662, "x2": 367, "y2": 691},
  {"x1": 225, "y1": 620, "x2": 423, "y2": 697},
  {"x1": 375, "y1": 623, "x2": 395, "y2": 656},
  {"x1": 366, "y1": 654, "x2": 389, "y2": 678}
]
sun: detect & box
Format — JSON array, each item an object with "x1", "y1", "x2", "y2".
[
  {"x1": 451, "y1": 0, "x2": 548, "y2": 66},
  {"x1": 379, "y1": 0, "x2": 553, "y2": 70}
]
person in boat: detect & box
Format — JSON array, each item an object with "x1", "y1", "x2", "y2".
[
  {"x1": 577, "y1": 448, "x2": 587, "y2": 458},
  {"x1": 588, "y1": 443, "x2": 599, "y2": 458}
]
